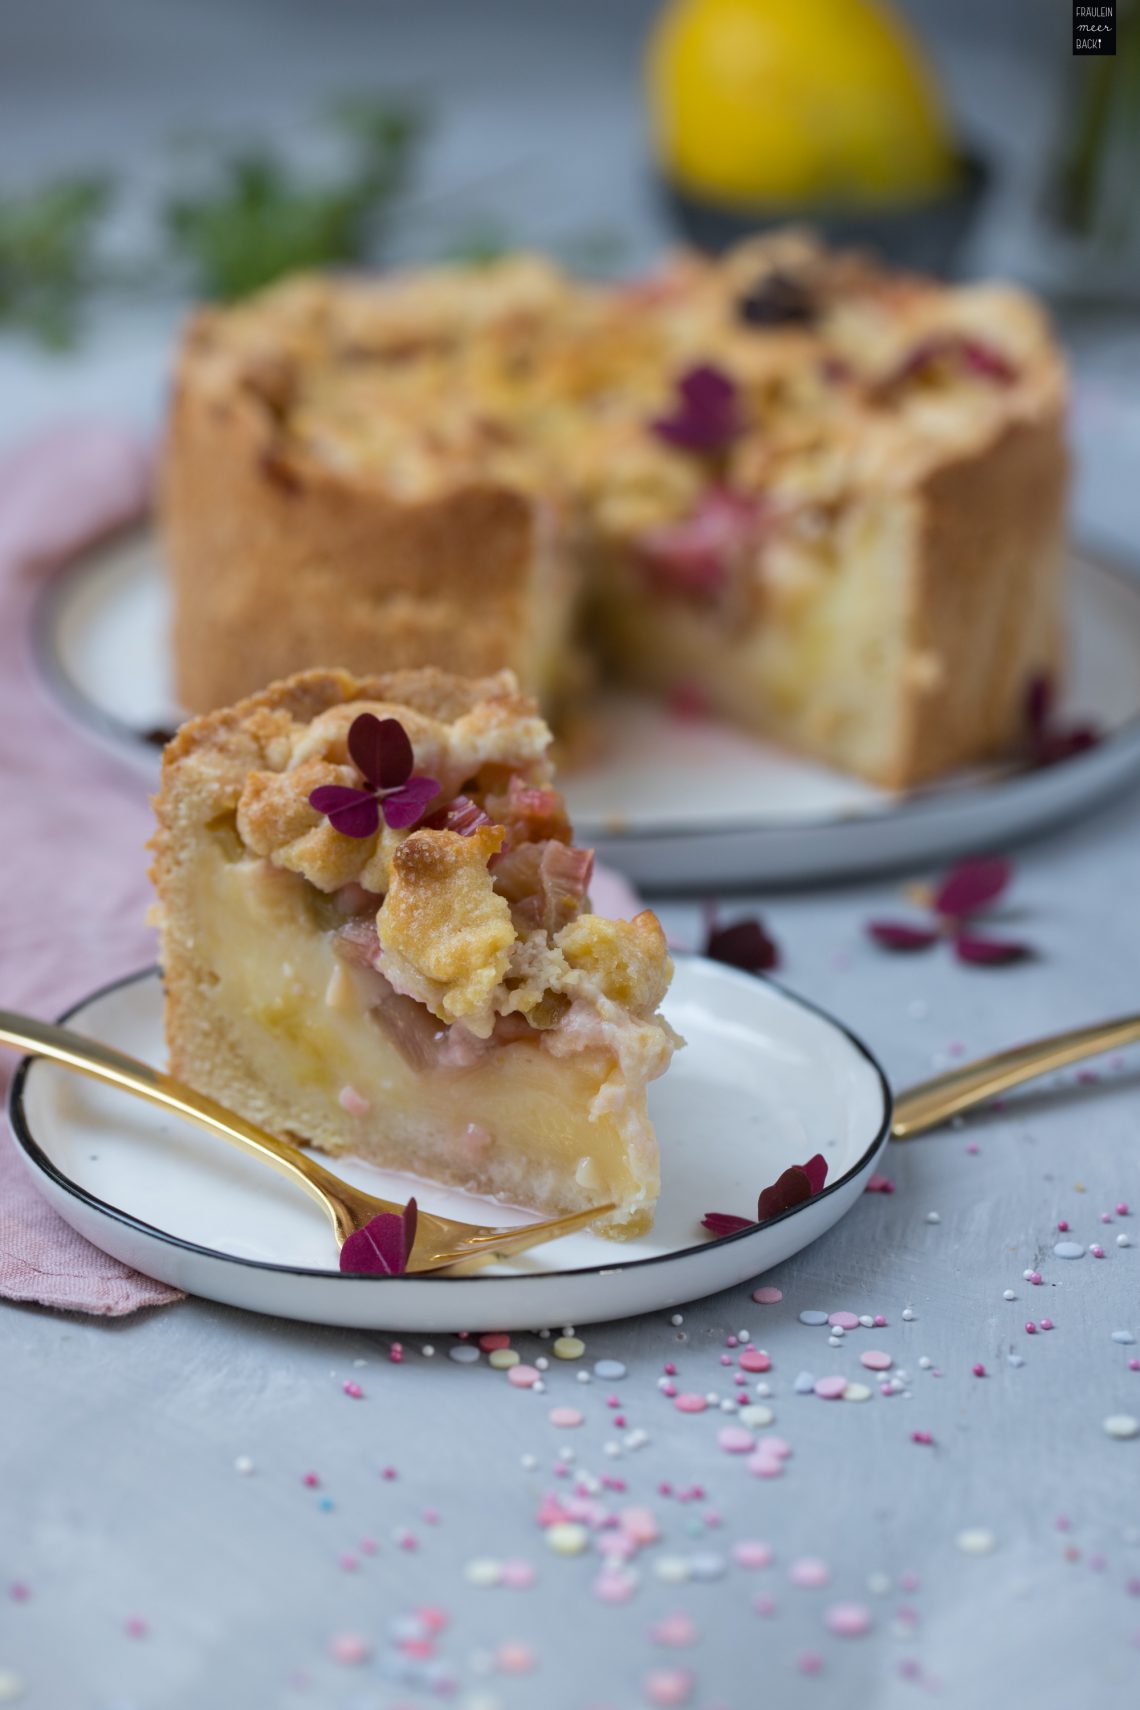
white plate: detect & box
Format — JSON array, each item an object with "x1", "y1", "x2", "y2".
[
  {"x1": 34, "y1": 527, "x2": 1140, "y2": 887},
  {"x1": 8, "y1": 962, "x2": 890, "y2": 1332}
]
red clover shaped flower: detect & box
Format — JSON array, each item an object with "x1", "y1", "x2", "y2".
[
  {"x1": 339, "y1": 1198, "x2": 419, "y2": 1276},
  {"x1": 702, "y1": 1154, "x2": 828, "y2": 1237},
  {"x1": 309, "y1": 713, "x2": 439, "y2": 839},
  {"x1": 651, "y1": 364, "x2": 742, "y2": 454}
]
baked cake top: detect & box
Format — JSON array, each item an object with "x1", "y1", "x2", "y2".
[
  {"x1": 176, "y1": 230, "x2": 1065, "y2": 538},
  {"x1": 155, "y1": 667, "x2": 673, "y2": 1045}
]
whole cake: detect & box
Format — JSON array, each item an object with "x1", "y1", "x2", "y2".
[
  {"x1": 149, "y1": 666, "x2": 679, "y2": 1239},
  {"x1": 162, "y1": 231, "x2": 1068, "y2": 788}
]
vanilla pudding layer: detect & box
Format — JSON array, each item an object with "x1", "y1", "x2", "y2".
[{"x1": 174, "y1": 848, "x2": 659, "y2": 1237}]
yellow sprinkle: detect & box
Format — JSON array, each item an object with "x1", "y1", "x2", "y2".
[
  {"x1": 553, "y1": 1336, "x2": 586, "y2": 1360},
  {"x1": 489, "y1": 1348, "x2": 520, "y2": 1370},
  {"x1": 546, "y1": 1522, "x2": 589, "y2": 1555}
]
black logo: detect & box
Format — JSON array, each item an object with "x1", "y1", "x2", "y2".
[{"x1": 1073, "y1": 2, "x2": 1117, "y2": 53}]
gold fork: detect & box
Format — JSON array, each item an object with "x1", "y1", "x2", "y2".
[
  {"x1": 892, "y1": 1013, "x2": 1140, "y2": 1138},
  {"x1": 0, "y1": 1010, "x2": 614, "y2": 1274}
]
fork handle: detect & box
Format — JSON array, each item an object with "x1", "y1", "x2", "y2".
[
  {"x1": 892, "y1": 1014, "x2": 1140, "y2": 1138},
  {"x1": 0, "y1": 1009, "x2": 398, "y2": 1240}
]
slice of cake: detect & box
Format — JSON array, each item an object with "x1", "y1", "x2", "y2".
[
  {"x1": 162, "y1": 231, "x2": 1067, "y2": 787},
  {"x1": 149, "y1": 667, "x2": 679, "y2": 1239}
]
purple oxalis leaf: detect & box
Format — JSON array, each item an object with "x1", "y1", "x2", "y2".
[
  {"x1": 308, "y1": 785, "x2": 381, "y2": 840},
  {"x1": 339, "y1": 1198, "x2": 419, "y2": 1275},
  {"x1": 349, "y1": 713, "x2": 414, "y2": 792},
  {"x1": 867, "y1": 920, "x2": 940, "y2": 952},
  {"x1": 933, "y1": 857, "x2": 1011, "y2": 919},
  {"x1": 757, "y1": 1164, "x2": 814, "y2": 1223},
  {"x1": 700, "y1": 1211, "x2": 756, "y2": 1236},
  {"x1": 953, "y1": 933, "x2": 1033, "y2": 967},
  {"x1": 381, "y1": 776, "x2": 440, "y2": 830},
  {"x1": 800, "y1": 1153, "x2": 828, "y2": 1196},
  {"x1": 705, "y1": 916, "x2": 780, "y2": 974},
  {"x1": 652, "y1": 363, "x2": 741, "y2": 453}
]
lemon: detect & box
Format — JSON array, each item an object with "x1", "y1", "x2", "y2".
[{"x1": 647, "y1": 0, "x2": 957, "y2": 206}]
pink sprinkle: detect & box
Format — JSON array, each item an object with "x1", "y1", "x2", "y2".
[
  {"x1": 1091, "y1": 1245, "x2": 1106, "y2": 1258},
  {"x1": 717, "y1": 1426, "x2": 755, "y2": 1454},
  {"x1": 619, "y1": 1506, "x2": 660, "y2": 1545},
  {"x1": 644, "y1": 1665, "x2": 695, "y2": 1706},
  {"x1": 873, "y1": 1315, "x2": 888, "y2": 1327},
  {"x1": 899, "y1": 1571, "x2": 921, "y2": 1592},
  {"x1": 329, "y1": 1633, "x2": 371, "y2": 1666},
  {"x1": 1040, "y1": 1318, "x2": 1054, "y2": 1331},
  {"x1": 1055, "y1": 1515, "x2": 1072, "y2": 1532},
  {"x1": 422, "y1": 1507, "x2": 440, "y2": 1525},
  {"x1": 1117, "y1": 1203, "x2": 1130, "y2": 1216},
  {"x1": 790, "y1": 1557, "x2": 830, "y2": 1588},
  {"x1": 1029, "y1": 1271, "x2": 1043, "y2": 1285},
  {"x1": 614, "y1": 1414, "x2": 627, "y2": 1427},
  {"x1": 664, "y1": 1362, "x2": 677, "y2": 1376},
  {"x1": 607, "y1": 1395, "x2": 621, "y2": 1407},
  {"x1": 972, "y1": 1363, "x2": 987, "y2": 1377},
  {"x1": 911, "y1": 1430, "x2": 934, "y2": 1445},
  {"x1": 338, "y1": 1083, "x2": 370, "y2": 1117},
  {"x1": 829, "y1": 1312, "x2": 860, "y2": 1330},
  {"x1": 1129, "y1": 1359, "x2": 1139, "y2": 1371},
  {"x1": 758, "y1": 1434, "x2": 792, "y2": 1459},
  {"x1": 674, "y1": 1393, "x2": 708, "y2": 1414},
  {"x1": 339, "y1": 1552, "x2": 359, "y2": 1572},
  {"x1": 417, "y1": 1605, "x2": 449, "y2": 1633},
  {"x1": 860, "y1": 1350, "x2": 892, "y2": 1371},
  {"x1": 342, "y1": 1380, "x2": 364, "y2": 1398},
  {"x1": 302, "y1": 1471, "x2": 320, "y2": 1488},
  {"x1": 967, "y1": 1143, "x2": 980, "y2": 1155},
  {"x1": 826, "y1": 1602, "x2": 873, "y2": 1637},
  {"x1": 508, "y1": 1365, "x2": 540, "y2": 1388},
  {"x1": 797, "y1": 1652, "x2": 825, "y2": 1676},
  {"x1": 480, "y1": 1332, "x2": 511, "y2": 1351},
  {"x1": 549, "y1": 1407, "x2": 584, "y2": 1428},
  {"x1": 651, "y1": 1612, "x2": 699, "y2": 1647},
  {"x1": 747, "y1": 1453, "x2": 783, "y2": 1479},
  {"x1": 1025, "y1": 1322, "x2": 1037, "y2": 1335},
  {"x1": 1057, "y1": 1220, "x2": 1069, "y2": 1232},
  {"x1": 360, "y1": 1536, "x2": 378, "y2": 1555},
  {"x1": 719, "y1": 1353, "x2": 733, "y2": 1367},
  {"x1": 661, "y1": 1381, "x2": 678, "y2": 1398},
  {"x1": 594, "y1": 1568, "x2": 638, "y2": 1604},
  {"x1": 1101, "y1": 1212, "x2": 1113, "y2": 1224},
  {"x1": 496, "y1": 1640, "x2": 535, "y2": 1675},
  {"x1": 8, "y1": 1583, "x2": 29, "y2": 1603},
  {"x1": 124, "y1": 1616, "x2": 148, "y2": 1639},
  {"x1": 753, "y1": 1286, "x2": 783, "y2": 1303},
  {"x1": 866, "y1": 1175, "x2": 895, "y2": 1194},
  {"x1": 814, "y1": 1375, "x2": 847, "y2": 1399},
  {"x1": 726, "y1": 1335, "x2": 739, "y2": 1348},
  {"x1": 733, "y1": 1540, "x2": 773, "y2": 1569},
  {"x1": 739, "y1": 1348, "x2": 771, "y2": 1373},
  {"x1": 754, "y1": 1593, "x2": 777, "y2": 1616},
  {"x1": 381, "y1": 1465, "x2": 398, "y2": 1480}
]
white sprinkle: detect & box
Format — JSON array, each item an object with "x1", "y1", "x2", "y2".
[
  {"x1": 832, "y1": 1324, "x2": 846, "y2": 1337},
  {"x1": 1103, "y1": 1415, "x2": 1139, "y2": 1440},
  {"x1": 859, "y1": 1315, "x2": 875, "y2": 1329},
  {"x1": 422, "y1": 1345, "x2": 435, "y2": 1358},
  {"x1": 956, "y1": 1528, "x2": 997, "y2": 1555},
  {"x1": 902, "y1": 1308, "x2": 916, "y2": 1322},
  {"x1": 464, "y1": 1557, "x2": 502, "y2": 1587},
  {"x1": 558, "y1": 1447, "x2": 575, "y2": 1462},
  {"x1": 843, "y1": 1382, "x2": 873, "y2": 1403},
  {"x1": 562, "y1": 1327, "x2": 575, "y2": 1337},
  {"x1": 1003, "y1": 1289, "x2": 1016, "y2": 1301},
  {"x1": 520, "y1": 1453, "x2": 538, "y2": 1470},
  {"x1": 577, "y1": 1370, "x2": 591, "y2": 1384},
  {"x1": 535, "y1": 1357, "x2": 549, "y2": 1371},
  {"x1": 234, "y1": 1455, "x2": 255, "y2": 1476},
  {"x1": 604, "y1": 1442, "x2": 622, "y2": 1457},
  {"x1": 868, "y1": 1571, "x2": 891, "y2": 1595},
  {"x1": 538, "y1": 1328, "x2": 551, "y2": 1338},
  {"x1": 657, "y1": 1377, "x2": 672, "y2": 1391},
  {"x1": 0, "y1": 1671, "x2": 24, "y2": 1704},
  {"x1": 1118, "y1": 1234, "x2": 1133, "y2": 1248},
  {"x1": 705, "y1": 1393, "x2": 719, "y2": 1405},
  {"x1": 926, "y1": 1212, "x2": 941, "y2": 1224},
  {"x1": 1111, "y1": 1330, "x2": 1135, "y2": 1345},
  {"x1": 532, "y1": 1380, "x2": 546, "y2": 1394},
  {"x1": 828, "y1": 1337, "x2": 843, "y2": 1348},
  {"x1": 1023, "y1": 1270, "x2": 1035, "y2": 1281},
  {"x1": 1008, "y1": 1354, "x2": 1025, "y2": 1368},
  {"x1": 353, "y1": 1358, "x2": 368, "y2": 1367},
  {"x1": 547, "y1": 1523, "x2": 589, "y2": 1556},
  {"x1": 626, "y1": 1428, "x2": 650, "y2": 1449},
  {"x1": 738, "y1": 1330, "x2": 751, "y2": 1342},
  {"x1": 753, "y1": 1382, "x2": 772, "y2": 1398},
  {"x1": 739, "y1": 1404, "x2": 774, "y2": 1428},
  {"x1": 918, "y1": 1357, "x2": 933, "y2": 1371},
  {"x1": 654, "y1": 1555, "x2": 692, "y2": 1583},
  {"x1": 671, "y1": 1314, "x2": 684, "y2": 1327}
]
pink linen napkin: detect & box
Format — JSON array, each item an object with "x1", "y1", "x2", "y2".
[
  {"x1": 0, "y1": 424, "x2": 183, "y2": 1314},
  {"x1": 0, "y1": 425, "x2": 645, "y2": 1315}
]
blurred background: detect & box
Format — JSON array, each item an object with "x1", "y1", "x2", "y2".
[{"x1": 2, "y1": 0, "x2": 1138, "y2": 548}]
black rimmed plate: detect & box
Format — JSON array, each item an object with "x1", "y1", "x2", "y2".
[
  {"x1": 8, "y1": 962, "x2": 891, "y2": 1331},
  {"x1": 32, "y1": 527, "x2": 1140, "y2": 888}
]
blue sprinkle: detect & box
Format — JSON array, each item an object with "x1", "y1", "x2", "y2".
[
  {"x1": 593, "y1": 1359, "x2": 627, "y2": 1380},
  {"x1": 318, "y1": 1496, "x2": 335, "y2": 1511},
  {"x1": 690, "y1": 1552, "x2": 727, "y2": 1581},
  {"x1": 1111, "y1": 1330, "x2": 1136, "y2": 1345},
  {"x1": 798, "y1": 1310, "x2": 829, "y2": 1326},
  {"x1": 448, "y1": 1344, "x2": 481, "y2": 1364},
  {"x1": 1053, "y1": 1241, "x2": 1085, "y2": 1259},
  {"x1": 794, "y1": 1371, "x2": 816, "y2": 1393},
  {"x1": 1007, "y1": 1353, "x2": 1026, "y2": 1368}
]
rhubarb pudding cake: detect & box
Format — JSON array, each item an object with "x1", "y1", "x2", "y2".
[
  {"x1": 163, "y1": 230, "x2": 1068, "y2": 788},
  {"x1": 150, "y1": 667, "x2": 679, "y2": 1238}
]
